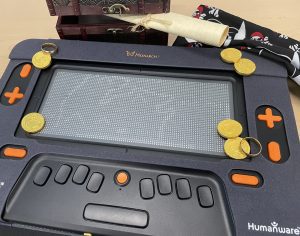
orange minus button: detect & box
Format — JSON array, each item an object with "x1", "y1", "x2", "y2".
[
  {"x1": 268, "y1": 142, "x2": 281, "y2": 163},
  {"x1": 20, "y1": 64, "x2": 32, "y2": 78},
  {"x1": 3, "y1": 147, "x2": 27, "y2": 159},
  {"x1": 231, "y1": 173, "x2": 260, "y2": 187}
]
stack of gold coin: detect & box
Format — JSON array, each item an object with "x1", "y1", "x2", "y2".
[
  {"x1": 220, "y1": 48, "x2": 256, "y2": 76},
  {"x1": 217, "y1": 119, "x2": 250, "y2": 160}
]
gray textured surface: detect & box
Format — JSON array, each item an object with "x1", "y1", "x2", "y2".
[{"x1": 36, "y1": 69, "x2": 234, "y2": 154}]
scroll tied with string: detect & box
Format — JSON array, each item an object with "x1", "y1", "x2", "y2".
[{"x1": 109, "y1": 12, "x2": 229, "y2": 47}]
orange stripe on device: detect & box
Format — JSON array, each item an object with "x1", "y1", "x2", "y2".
[
  {"x1": 20, "y1": 64, "x2": 32, "y2": 78},
  {"x1": 231, "y1": 173, "x2": 260, "y2": 187},
  {"x1": 4, "y1": 147, "x2": 27, "y2": 159}
]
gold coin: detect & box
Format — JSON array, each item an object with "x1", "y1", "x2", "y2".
[
  {"x1": 224, "y1": 137, "x2": 251, "y2": 160},
  {"x1": 32, "y1": 51, "x2": 52, "y2": 69},
  {"x1": 21, "y1": 113, "x2": 46, "y2": 134},
  {"x1": 234, "y1": 58, "x2": 256, "y2": 76},
  {"x1": 217, "y1": 119, "x2": 243, "y2": 139},
  {"x1": 220, "y1": 48, "x2": 242, "y2": 64}
]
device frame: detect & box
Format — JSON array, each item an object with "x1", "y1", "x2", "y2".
[{"x1": 15, "y1": 61, "x2": 247, "y2": 157}]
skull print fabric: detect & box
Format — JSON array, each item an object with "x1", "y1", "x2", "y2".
[{"x1": 173, "y1": 5, "x2": 300, "y2": 85}]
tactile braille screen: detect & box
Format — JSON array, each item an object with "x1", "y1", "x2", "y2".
[{"x1": 35, "y1": 69, "x2": 234, "y2": 155}]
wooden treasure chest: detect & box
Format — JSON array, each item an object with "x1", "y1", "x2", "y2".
[
  {"x1": 46, "y1": 0, "x2": 170, "y2": 16},
  {"x1": 56, "y1": 15, "x2": 169, "y2": 45}
]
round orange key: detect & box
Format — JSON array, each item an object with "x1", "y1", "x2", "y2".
[{"x1": 115, "y1": 171, "x2": 130, "y2": 186}]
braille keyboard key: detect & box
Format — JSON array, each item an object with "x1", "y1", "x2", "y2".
[
  {"x1": 140, "y1": 179, "x2": 154, "y2": 199},
  {"x1": 157, "y1": 175, "x2": 172, "y2": 195},
  {"x1": 33, "y1": 166, "x2": 52, "y2": 186},
  {"x1": 87, "y1": 173, "x2": 104, "y2": 193},
  {"x1": 73, "y1": 165, "x2": 89, "y2": 185},
  {"x1": 176, "y1": 179, "x2": 191, "y2": 200},
  {"x1": 55, "y1": 165, "x2": 72, "y2": 184},
  {"x1": 197, "y1": 186, "x2": 214, "y2": 207}
]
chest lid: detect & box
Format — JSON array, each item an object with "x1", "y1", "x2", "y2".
[{"x1": 46, "y1": 0, "x2": 170, "y2": 16}]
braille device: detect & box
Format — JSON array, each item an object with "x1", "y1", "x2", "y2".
[{"x1": 0, "y1": 39, "x2": 299, "y2": 236}]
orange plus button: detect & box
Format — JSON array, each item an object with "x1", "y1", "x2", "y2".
[
  {"x1": 258, "y1": 108, "x2": 282, "y2": 128},
  {"x1": 4, "y1": 87, "x2": 24, "y2": 105}
]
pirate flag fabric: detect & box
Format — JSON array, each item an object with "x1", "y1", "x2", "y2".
[{"x1": 173, "y1": 4, "x2": 300, "y2": 85}]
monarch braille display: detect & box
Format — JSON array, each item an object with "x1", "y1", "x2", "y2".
[{"x1": 0, "y1": 39, "x2": 298, "y2": 236}]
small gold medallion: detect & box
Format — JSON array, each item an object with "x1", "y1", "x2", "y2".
[
  {"x1": 234, "y1": 58, "x2": 256, "y2": 76},
  {"x1": 21, "y1": 113, "x2": 46, "y2": 134},
  {"x1": 220, "y1": 48, "x2": 242, "y2": 64},
  {"x1": 217, "y1": 119, "x2": 243, "y2": 139},
  {"x1": 32, "y1": 51, "x2": 52, "y2": 70}
]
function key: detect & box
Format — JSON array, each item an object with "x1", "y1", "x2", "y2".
[
  {"x1": 20, "y1": 64, "x2": 32, "y2": 79},
  {"x1": 73, "y1": 165, "x2": 89, "y2": 185},
  {"x1": 231, "y1": 173, "x2": 261, "y2": 187},
  {"x1": 84, "y1": 204, "x2": 149, "y2": 228},
  {"x1": 87, "y1": 172, "x2": 104, "y2": 193},
  {"x1": 140, "y1": 179, "x2": 155, "y2": 200},
  {"x1": 176, "y1": 179, "x2": 191, "y2": 200},
  {"x1": 257, "y1": 107, "x2": 282, "y2": 129},
  {"x1": 197, "y1": 186, "x2": 214, "y2": 208},
  {"x1": 4, "y1": 87, "x2": 24, "y2": 105},
  {"x1": 55, "y1": 165, "x2": 72, "y2": 184},
  {"x1": 157, "y1": 175, "x2": 172, "y2": 195},
  {"x1": 33, "y1": 166, "x2": 52, "y2": 186},
  {"x1": 115, "y1": 170, "x2": 130, "y2": 186},
  {"x1": 256, "y1": 106, "x2": 289, "y2": 163},
  {"x1": 3, "y1": 147, "x2": 27, "y2": 159},
  {"x1": 268, "y1": 141, "x2": 282, "y2": 163}
]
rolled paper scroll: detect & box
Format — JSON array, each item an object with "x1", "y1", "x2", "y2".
[{"x1": 109, "y1": 12, "x2": 229, "y2": 47}]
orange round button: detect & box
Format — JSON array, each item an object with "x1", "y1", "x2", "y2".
[{"x1": 115, "y1": 171, "x2": 130, "y2": 186}]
